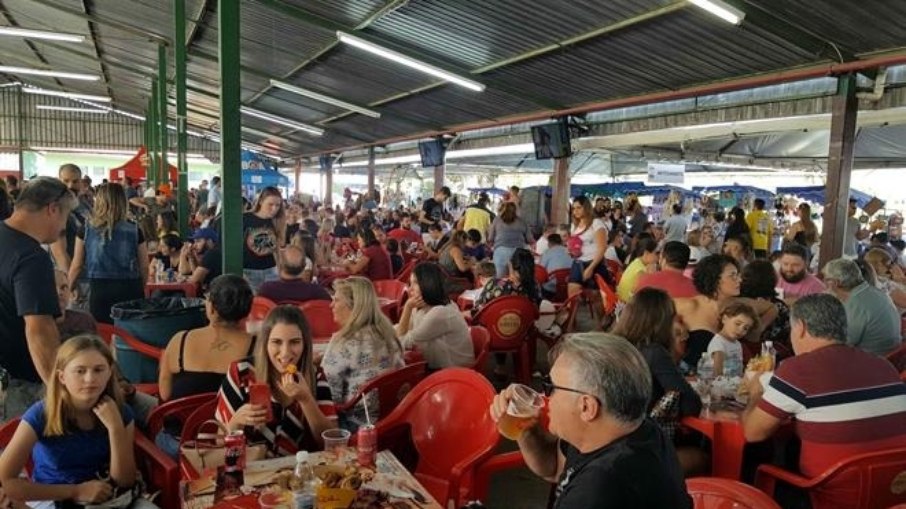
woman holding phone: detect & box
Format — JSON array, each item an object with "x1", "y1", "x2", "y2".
[{"x1": 215, "y1": 305, "x2": 338, "y2": 455}]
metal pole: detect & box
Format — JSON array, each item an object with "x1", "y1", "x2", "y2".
[
  {"x1": 367, "y1": 146, "x2": 376, "y2": 196},
  {"x1": 818, "y1": 73, "x2": 858, "y2": 269},
  {"x1": 433, "y1": 165, "x2": 444, "y2": 195},
  {"x1": 174, "y1": 0, "x2": 190, "y2": 237},
  {"x1": 551, "y1": 157, "x2": 571, "y2": 227},
  {"x1": 158, "y1": 44, "x2": 169, "y2": 186},
  {"x1": 17, "y1": 86, "x2": 24, "y2": 181},
  {"x1": 148, "y1": 79, "x2": 158, "y2": 189},
  {"x1": 219, "y1": 0, "x2": 243, "y2": 276}
]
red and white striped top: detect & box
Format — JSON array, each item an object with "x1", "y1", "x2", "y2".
[{"x1": 215, "y1": 357, "x2": 337, "y2": 456}]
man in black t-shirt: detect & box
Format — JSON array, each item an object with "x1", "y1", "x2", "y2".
[
  {"x1": 1, "y1": 177, "x2": 78, "y2": 423},
  {"x1": 491, "y1": 333, "x2": 692, "y2": 508},
  {"x1": 419, "y1": 186, "x2": 451, "y2": 229},
  {"x1": 183, "y1": 228, "x2": 222, "y2": 291}
]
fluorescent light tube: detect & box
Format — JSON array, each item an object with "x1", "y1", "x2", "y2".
[
  {"x1": 269, "y1": 79, "x2": 381, "y2": 118},
  {"x1": 339, "y1": 143, "x2": 537, "y2": 168},
  {"x1": 688, "y1": 0, "x2": 745, "y2": 24},
  {"x1": 0, "y1": 27, "x2": 85, "y2": 43},
  {"x1": 36, "y1": 105, "x2": 108, "y2": 113},
  {"x1": 0, "y1": 66, "x2": 98, "y2": 81},
  {"x1": 240, "y1": 106, "x2": 324, "y2": 136},
  {"x1": 22, "y1": 88, "x2": 111, "y2": 102},
  {"x1": 336, "y1": 31, "x2": 485, "y2": 92}
]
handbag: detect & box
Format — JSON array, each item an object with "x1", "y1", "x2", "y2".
[
  {"x1": 567, "y1": 226, "x2": 589, "y2": 258},
  {"x1": 179, "y1": 419, "x2": 267, "y2": 478}
]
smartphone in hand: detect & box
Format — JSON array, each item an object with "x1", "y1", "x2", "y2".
[{"x1": 249, "y1": 383, "x2": 273, "y2": 422}]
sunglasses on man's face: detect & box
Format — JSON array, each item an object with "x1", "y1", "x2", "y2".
[{"x1": 540, "y1": 374, "x2": 600, "y2": 404}]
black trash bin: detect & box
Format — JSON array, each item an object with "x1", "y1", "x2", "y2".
[{"x1": 111, "y1": 297, "x2": 207, "y2": 383}]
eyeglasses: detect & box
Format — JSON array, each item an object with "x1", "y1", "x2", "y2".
[{"x1": 540, "y1": 374, "x2": 599, "y2": 403}]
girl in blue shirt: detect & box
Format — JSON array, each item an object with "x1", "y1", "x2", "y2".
[{"x1": 0, "y1": 336, "x2": 149, "y2": 509}]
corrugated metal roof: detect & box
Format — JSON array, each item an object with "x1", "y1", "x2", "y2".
[{"x1": 2, "y1": 0, "x2": 906, "y2": 158}]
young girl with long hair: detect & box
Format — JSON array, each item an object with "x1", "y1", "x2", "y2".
[
  {"x1": 215, "y1": 305, "x2": 337, "y2": 455},
  {"x1": 0, "y1": 336, "x2": 153, "y2": 508},
  {"x1": 69, "y1": 183, "x2": 148, "y2": 324},
  {"x1": 243, "y1": 187, "x2": 285, "y2": 292}
]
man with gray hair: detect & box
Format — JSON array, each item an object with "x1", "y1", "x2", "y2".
[
  {"x1": 0, "y1": 177, "x2": 78, "y2": 423},
  {"x1": 490, "y1": 333, "x2": 691, "y2": 508},
  {"x1": 822, "y1": 257, "x2": 900, "y2": 355},
  {"x1": 742, "y1": 294, "x2": 906, "y2": 495},
  {"x1": 256, "y1": 245, "x2": 330, "y2": 304}
]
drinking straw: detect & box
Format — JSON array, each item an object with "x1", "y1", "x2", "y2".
[{"x1": 361, "y1": 397, "x2": 372, "y2": 425}]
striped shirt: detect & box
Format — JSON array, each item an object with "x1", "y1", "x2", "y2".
[
  {"x1": 215, "y1": 357, "x2": 337, "y2": 456},
  {"x1": 758, "y1": 344, "x2": 906, "y2": 477}
]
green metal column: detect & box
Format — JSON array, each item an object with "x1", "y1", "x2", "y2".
[
  {"x1": 158, "y1": 44, "x2": 169, "y2": 186},
  {"x1": 148, "y1": 79, "x2": 158, "y2": 189},
  {"x1": 174, "y1": 0, "x2": 190, "y2": 237},
  {"x1": 219, "y1": 0, "x2": 242, "y2": 276}
]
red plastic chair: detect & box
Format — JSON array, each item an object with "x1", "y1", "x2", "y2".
[
  {"x1": 299, "y1": 299, "x2": 339, "y2": 342},
  {"x1": 112, "y1": 325, "x2": 163, "y2": 361},
  {"x1": 472, "y1": 296, "x2": 539, "y2": 384},
  {"x1": 396, "y1": 259, "x2": 418, "y2": 284},
  {"x1": 548, "y1": 268, "x2": 571, "y2": 304},
  {"x1": 605, "y1": 259, "x2": 623, "y2": 286},
  {"x1": 594, "y1": 273, "x2": 620, "y2": 316},
  {"x1": 754, "y1": 447, "x2": 906, "y2": 509},
  {"x1": 373, "y1": 279, "x2": 409, "y2": 321},
  {"x1": 336, "y1": 362, "x2": 428, "y2": 417},
  {"x1": 96, "y1": 322, "x2": 115, "y2": 345},
  {"x1": 248, "y1": 295, "x2": 277, "y2": 322},
  {"x1": 535, "y1": 292, "x2": 581, "y2": 350},
  {"x1": 146, "y1": 392, "x2": 218, "y2": 439},
  {"x1": 135, "y1": 430, "x2": 180, "y2": 509},
  {"x1": 370, "y1": 368, "x2": 499, "y2": 509},
  {"x1": 0, "y1": 418, "x2": 34, "y2": 477},
  {"x1": 469, "y1": 325, "x2": 491, "y2": 373},
  {"x1": 534, "y1": 265, "x2": 548, "y2": 288},
  {"x1": 686, "y1": 477, "x2": 781, "y2": 508}
]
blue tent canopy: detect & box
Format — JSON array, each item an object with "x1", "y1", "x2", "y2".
[
  {"x1": 692, "y1": 185, "x2": 775, "y2": 203},
  {"x1": 776, "y1": 186, "x2": 875, "y2": 209},
  {"x1": 467, "y1": 187, "x2": 508, "y2": 196},
  {"x1": 573, "y1": 181, "x2": 648, "y2": 197}
]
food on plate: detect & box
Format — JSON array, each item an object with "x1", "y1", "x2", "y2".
[
  {"x1": 317, "y1": 464, "x2": 375, "y2": 490},
  {"x1": 738, "y1": 353, "x2": 774, "y2": 395}
]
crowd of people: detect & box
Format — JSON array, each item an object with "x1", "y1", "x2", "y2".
[{"x1": 1, "y1": 167, "x2": 906, "y2": 508}]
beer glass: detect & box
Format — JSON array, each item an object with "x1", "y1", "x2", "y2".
[{"x1": 497, "y1": 384, "x2": 544, "y2": 440}]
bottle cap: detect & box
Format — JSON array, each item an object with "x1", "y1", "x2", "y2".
[{"x1": 295, "y1": 451, "x2": 310, "y2": 463}]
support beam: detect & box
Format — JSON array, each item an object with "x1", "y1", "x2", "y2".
[
  {"x1": 367, "y1": 146, "x2": 376, "y2": 196},
  {"x1": 148, "y1": 79, "x2": 158, "y2": 188},
  {"x1": 433, "y1": 165, "x2": 445, "y2": 195},
  {"x1": 175, "y1": 0, "x2": 190, "y2": 237},
  {"x1": 323, "y1": 167, "x2": 333, "y2": 207},
  {"x1": 17, "y1": 86, "x2": 24, "y2": 181},
  {"x1": 550, "y1": 157, "x2": 571, "y2": 227},
  {"x1": 293, "y1": 158, "x2": 301, "y2": 195},
  {"x1": 818, "y1": 74, "x2": 858, "y2": 269},
  {"x1": 158, "y1": 45, "x2": 169, "y2": 185},
  {"x1": 219, "y1": 0, "x2": 243, "y2": 276}
]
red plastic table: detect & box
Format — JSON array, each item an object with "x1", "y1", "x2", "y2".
[{"x1": 681, "y1": 408, "x2": 747, "y2": 479}]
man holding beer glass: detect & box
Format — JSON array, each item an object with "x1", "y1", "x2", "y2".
[{"x1": 490, "y1": 333, "x2": 692, "y2": 508}]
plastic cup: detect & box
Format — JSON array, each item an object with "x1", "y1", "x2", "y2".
[
  {"x1": 497, "y1": 384, "x2": 544, "y2": 440},
  {"x1": 321, "y1": 428, "x2": 352, "y2": 457}
]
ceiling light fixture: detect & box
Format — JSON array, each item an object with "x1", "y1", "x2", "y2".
[
  {"x1": 22, "y1": 87, "x2": 111, "y2": 102},
  {"x1": 0, "y1": 65, "x2": 98, "y2": 81},
  {"x1": 240, "y1": 106, "x2": 324, "y2": 136},
  {"x1": 688, "y1": 0, "x2": 745, "y2": 25},
  {"x1": 336, "y1": 31, "x2": 485, "y2": 92},
  {"x1": 36, "y1": 104, "x2": 108, "y2": 114},
  {"x1": 269, "y1": 79, "x2": 381, "y2": 118},
  {"x1": 339, "y1": 142, "x2": 536, "y2": 168},
  {"x1": 0, "y1": 26, "x2": 85, "y2": 43}
]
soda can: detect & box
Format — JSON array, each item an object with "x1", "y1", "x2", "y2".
[
  {"x1": 224, "y1": 430, "x2": 247, "y2": 472},
  {"x1": 356, "y1": 424, "x2": 377, "y2": 468}
]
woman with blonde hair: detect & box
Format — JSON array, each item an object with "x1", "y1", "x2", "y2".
[
  {"x1": 322, "y1": 277, "x2": 404, "y2": 431},
  {"x1": 0, "y1": 336, "x2": 155, "y2": 508},
  {"x1": 864, "y1": 248, "x2": 906, "y2": 309},
  {"x1": 438, "y1": 229, "x2": 474, "y2": 290},
  {"x1": 243, "y1": 186, "x2": 285, "y2": 292},
  {"x1": 786, "y1": 202, "x2": 819, "y2": 249},
  {"x1": 69, "y1": 183, "x2": 148, "y2": 324},
  {"x1": 215, "y1": 305, "x2": 338, "y2": 455}
]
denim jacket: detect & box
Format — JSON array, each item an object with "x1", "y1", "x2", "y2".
[{"x1": 84, "y1": 221, "x2": 140, "y2": 280}]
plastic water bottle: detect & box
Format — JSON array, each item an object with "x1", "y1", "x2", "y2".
[
  {"x1": 292, "y1": 451, "x2": 316, "y2": 509},
  {"x1": 697, "y1": 355, "x2": 714, "y2": 381}
]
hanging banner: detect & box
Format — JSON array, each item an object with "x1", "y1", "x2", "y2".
[{"x1": 647, "y1": 163, "x2": 685, "y2": 184}]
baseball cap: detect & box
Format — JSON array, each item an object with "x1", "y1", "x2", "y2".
[{"x1": 191, "y1": 228, "x2": 218, "y2": 242}]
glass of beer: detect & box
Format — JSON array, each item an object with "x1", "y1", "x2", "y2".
[{"x1": 497, "y1": 384, "x2": 544, "y2": 440}]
